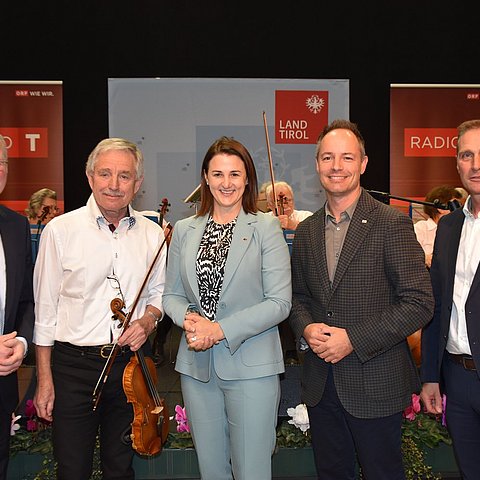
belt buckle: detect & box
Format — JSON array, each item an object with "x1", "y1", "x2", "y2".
[
  {"x1": 462, "y1": 356, "x2": 474, "y2": 370},
  {"x1": 100, "y1": 345, "x2": 112, "y2": 358}
]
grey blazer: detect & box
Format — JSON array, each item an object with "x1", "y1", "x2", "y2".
[
  {"x1": 289, "y1": 189, "x2": 434, "y2": 418},
  {"x1": 163, "y1": 209, "x2": 292, "y2": 381}
]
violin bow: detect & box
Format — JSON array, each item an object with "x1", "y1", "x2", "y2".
[
  {"x1": 92, "y1": 223, "x2": 173, "y2": 410},
  {"x1": 262, "y1": 111, "x2": 278, "y2": 216}
]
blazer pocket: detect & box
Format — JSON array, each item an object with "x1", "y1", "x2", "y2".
[{"x1": 362, "y1": 354, "x2": 407, "y2": 400}]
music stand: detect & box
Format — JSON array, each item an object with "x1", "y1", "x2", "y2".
[{"x1": 184, "y1": 184, "x2": 201, "y2": 213}]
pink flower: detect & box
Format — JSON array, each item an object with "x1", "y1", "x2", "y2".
[
  {"x1": 403, "y1": 393, "x2": 421, "y2": 421},
  {"x1": 10, "y1": 414, "x2": 21, "y2": 436},
  {"x1": 26, "y1": 419, "x2": 38, "y2": 432},
  {"x1": 174, "y1": 405, "x2": 190, "y2": 433},
  {"x1": 25, "y1": 399, "x2": 36, "y2": 418},
  {"x1": 442, "y1": 394, "x2": 447, "y2": 427}
]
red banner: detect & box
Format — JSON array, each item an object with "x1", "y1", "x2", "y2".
[
  {"x1": 275, "y1": 90, "x2": 329, "y2": 144},
  {"x1": 0, "y1": 81, "x2": 63, "y2": 214},
  {"x1": 390, "y1": 85, "x2": 480, "y2": 198}
]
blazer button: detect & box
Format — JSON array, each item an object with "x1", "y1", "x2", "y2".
[
  {"x1": 219, "y1": 302, "x2": 226, "y2": 309},
  {"x1": 327, "y1": 311, "x2": 333, "y2": 318}
]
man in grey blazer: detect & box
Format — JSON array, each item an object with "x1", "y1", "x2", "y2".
[
  {"x1": 289, "y1": 120, "x2": 433, "y2": 479},
  {"x1": 421, "y1": 119, "x2": 480, "y2": 479},
  {"x1": 0, "y1": 135, "x2": 34, "y2": 479}
]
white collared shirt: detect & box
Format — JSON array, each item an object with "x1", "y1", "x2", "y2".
[
  {"x1": 414, "y1": 217, "x2": 437, "y2": 257},
  {"x1": 447, "y1": 197, "x2": 480, "y2": 355},
  {"x1": 33, "y1": 195, "x2": 166, "y2": 346}
]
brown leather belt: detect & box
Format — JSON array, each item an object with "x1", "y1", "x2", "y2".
[
  {"x1": 55, "y1": 341, "x2": 130, "y2": 359},
  {"x1": 448, "y1": 353, "x2": 476, "y2": 371}
]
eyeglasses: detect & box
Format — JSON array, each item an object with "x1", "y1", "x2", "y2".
[
  {"x1": 107, "y1": 274, "x2": 126, "y2": 305},
  {"x1": 41, "y1": 204, "x2": 60, "y2": 212},
  {"x1": 0, "y1": 161, "x2": 8, "y2": 171}
]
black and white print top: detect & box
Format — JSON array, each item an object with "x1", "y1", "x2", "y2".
[{"x1": 196, "y1": 216, "x2": 237, "y2": 321}]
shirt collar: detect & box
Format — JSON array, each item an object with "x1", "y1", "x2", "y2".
[
  {"x1": 463, "y1": 196, "x2": 476, "y2": 219},
  {"x1": 325, "y1": 195, "x2": 360, "y2": 222},
  {"x1": 86, "y1": 194, "x2": 137, "y2": 230}
]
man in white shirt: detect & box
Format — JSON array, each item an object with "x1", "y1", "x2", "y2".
[
  {"x1": 0, "y1": 135, "x2": 34, "y2": 479},
  {"x1": 33, "y1": 138, "x2": 166, "y2": 480},
  {"x1": 421, "y1": 119, "x2": 480, "y2": 480}
]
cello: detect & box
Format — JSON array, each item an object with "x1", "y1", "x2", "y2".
[{"x1": 92, "y1": 224, "x2": 173, "y2": 456}]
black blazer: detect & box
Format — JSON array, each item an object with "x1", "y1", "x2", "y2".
[
  {"x1": 421, "y1": 207, "x2": 480, "y2": 383},
  {"x1": 0, "y1": 205, "x2": 34, "y2": 413},
  {"x1": 289, "y1": 189, "x2": 434, "y2": 418}
]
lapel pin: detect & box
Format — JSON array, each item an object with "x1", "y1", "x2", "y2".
[{"x1": 362, "y1": 219, "x2": 367, "y2": 223}]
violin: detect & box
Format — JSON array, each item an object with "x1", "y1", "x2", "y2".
[
  {"x1": 157, "y1": 198, "x2": 171, "y2": 247},
  {"x1": 157, "y1": 198, "x2": 170, "y2": 227},
  {"x1": 111, "y1": 298, "x2": 169, "y2": 456},
  {"x1": 277, "y1": 192, "x2": 287, "y2": 216}
]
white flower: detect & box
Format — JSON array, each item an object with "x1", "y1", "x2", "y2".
[
  {"x1": 286, "y1": 404, "x2": 309, "y2": 433},
  {"x1": 10, "y1": 414, "x2": 21, "y2": 436}
]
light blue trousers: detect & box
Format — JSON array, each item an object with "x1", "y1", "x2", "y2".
[{"x1": 181, "y1": 369, "x2": 280, "y2": 480}]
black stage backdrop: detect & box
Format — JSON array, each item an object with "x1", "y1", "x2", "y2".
[{"x1": 2, "y1": 2, "x2": 477, "y2": 213}]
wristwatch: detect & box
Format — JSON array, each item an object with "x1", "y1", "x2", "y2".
[{"x1": 147, "y1": 310, "x2": 160, "y2": 328}]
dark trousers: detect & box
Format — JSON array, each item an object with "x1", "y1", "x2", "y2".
[
  {"x1": 52, "y1": 342, "x2": 135, "y2": 480},
  {"x1": 443, "y1": 354, "x2": 480, "y2": 480},
  {"x1": 308, "y1": 368, "x2": 405, "y2": 480},
  {"x1": 0, "y1": 408, "x2": 11, "y2": 480}
]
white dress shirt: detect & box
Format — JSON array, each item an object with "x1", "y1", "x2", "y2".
[
  {"x1": 446, "y1": 198, "x2": 480, "y2": 355},
  {"x1": 33, "y1": 195, "x2": 166, "y2": 347},
  {"x1": 266, "y1": 209, "x2": 313, "y2": 223},
  {"x1": 413, "y1": 217, "x2": 437, "y2": 257}
]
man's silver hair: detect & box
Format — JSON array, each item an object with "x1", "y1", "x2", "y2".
[{"x1": 85, "y1": 138, "x2": 144, "y2": 180}]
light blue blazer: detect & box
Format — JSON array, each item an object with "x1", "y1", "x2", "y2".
[{"x1": 163, "y1": 209, "x2": 292, "y2": 382}]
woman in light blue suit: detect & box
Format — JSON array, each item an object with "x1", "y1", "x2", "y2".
[{"x1": 163, "y1": 136, "x2": 292, "y2": 480}]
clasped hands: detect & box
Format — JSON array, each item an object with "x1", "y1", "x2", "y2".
[
  {"x1": 184, "y1": 312, "x2": 224, "y2": 352},
  {"x1": 0, "y1": 331, "x2": 25, "y2": 376},
  {"x1": 303, "y1": 323, "x2": 353, "y2": 364}
]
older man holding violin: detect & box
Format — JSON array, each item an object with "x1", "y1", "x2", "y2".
[{"x1": 33, "y1": 138, "x2": 167, "y2": 480}]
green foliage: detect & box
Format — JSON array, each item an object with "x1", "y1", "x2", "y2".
[
  {"x1": 275, "y1": 420, "x2": 311, "y2": 449},
  {"x1": 401, "y1": 436, "x2": 441, "y2": 480},
  {"x1": 164, "y1": 432, "x2": 195, "y2": 449},
  {"x1": 402, "y1": 413, "x2": 452, "y2": 450}
]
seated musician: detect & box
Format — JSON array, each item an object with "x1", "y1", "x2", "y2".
[{"x1": 265, "y1": 181, "x2": 312, "y2": 230}]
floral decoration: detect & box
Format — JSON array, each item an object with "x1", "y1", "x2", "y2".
[
  {"x1": 10, "y1": 413, "x2": 21, "y2": 436},
  {"x1": 286, "y1": 403, "x2": 309, "y2": 433},
  {"x1": 174, "y1": 405, "x2": 190, "y2": 433}
]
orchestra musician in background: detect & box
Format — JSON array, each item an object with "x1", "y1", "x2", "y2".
[
  {"x1": 25, "y1": 188, "x2": 59, "y2": 263},
  {"x1": 265, "y1": 181, "x2": 312, "y2": 231}
]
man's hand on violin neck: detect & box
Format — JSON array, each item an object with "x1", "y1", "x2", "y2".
[{"x1": 117, "y1": 314, "x2": 153, "y2": 351}]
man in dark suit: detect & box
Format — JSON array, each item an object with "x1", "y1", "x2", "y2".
[
  {"x1": 421, "y1": 119, "x2": 480, "y2": 480},
  {"x1": 0, "y1": 134, "x2": 35, "y2": 479},
  {"x1": 289, "y1": 119, "x2": 434, "y2": 479}
]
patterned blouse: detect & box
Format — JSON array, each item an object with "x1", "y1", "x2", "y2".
[{"x1": 196, "y1": 216, "x2": 237, "y2": 321}]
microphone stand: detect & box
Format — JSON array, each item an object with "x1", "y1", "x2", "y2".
[{"x1": 367, "y1": 190, "x2": 460, "y2": 213}]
